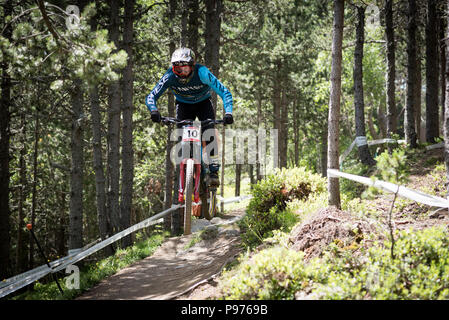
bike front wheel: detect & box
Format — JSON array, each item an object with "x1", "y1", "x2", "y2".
[
  {"x1": 184, "y1": 159, "x2": 195, "y2": 235},
  {"x1": 201, "y1": 187, "x2": 217, "y2": 221}
]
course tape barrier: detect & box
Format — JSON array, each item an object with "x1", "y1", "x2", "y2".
[
  {"x1": 328, "y1": 169, "x2": 449, "y2": 208},
  {"x1": 0, "y1": 195, "x2": 251, "y2": 299},
  {"x1": 339, "y1": 137, "x2": 406, "y2": 166},
  {"x1": 426, "y1": 142, "x2": 444, "y2": 151}
]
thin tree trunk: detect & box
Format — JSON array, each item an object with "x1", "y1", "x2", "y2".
[
  {"x1": 69, "y1": 79, "x2": 84, "y2": 251},
  {"x1": 164, "y1": 0, "x2": 176, "y2": 232},
  {"x1": 385, "y1": 0, "x2": 397, "y2": 137},
  {"x1": 256, "y1": 90, "x2": 262, "y2": 181},
  {"x1": 235, "y1": 164, "x2": 241, "y2": 197},
  {"x1": 16, "y1": 112, "x2": 28, "y2": 273},
  {"x1": 415, "y1": 40, "x2": 422, "y2": 142},
  {"x1": 188, "y1": 0, "x2": 199, "y2": 56},
  {"x1": 440, "y1": 5, "x2": 446, "y2": 136},
  {"x1": 327, "y1": 0, "x2": 345, "y2": 208},
  {"x1": 107, "y1": 0, "x2": 122, "y2": 233},
  {"x1": 29, "y1": 108, "x2": 39, "y2": 269},
  {"x1": 293, "y1": 93, "x2": 299, "y2": 167},
  {"x1": 181, "y1": 0, "x2": 188, "y2": 47},
  {"x1": 444, "y1": 0, "x2": 449, "y2": 196},
  {"x1": 280, "y1": 86, "x2": 288, "y2": 168},
  {"x1": 354, "y1": 6, "x2": 376, "y2": 166},
  {"x1": 273, "y1": 61, "x2": 282, "y2": 168},
  {"x1": 405, "y1": 0, "x2": 418, "y2": 148},
  {"x1": 205, "y1": 0, "x2": 222, "y2": 116},
  {"x1": 426, "y1": 0, "x2": 440, "y2": 143},
  {"x1": 120, "y1": 0, "x2": 135, "y2": 248},
  {"x1": 0, "y1": 0, "x2": 12, "y2": 279},
  {"x1": 320, "y1": 127, "x2": 328, "y2": 177}
]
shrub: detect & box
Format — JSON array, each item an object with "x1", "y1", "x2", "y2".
[
  {"x1": 219, "y1": 247, "x2": 307, "y2": 300},
  {"x1": 239, "y1": 167, "x2": 326, "y2": 249},
  {"x1": 312, "y1": 227, "x2": 449, "y2": 299}
]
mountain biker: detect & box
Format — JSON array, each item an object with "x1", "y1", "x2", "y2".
[{"x1": 145, "y1": 47, "x2": 234, "y2": 188}]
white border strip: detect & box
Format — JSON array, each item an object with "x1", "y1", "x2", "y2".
[
  {"x1": 328, "y1": 169, "x2": 449, "y2": 208},
  {"x1": 339, "y1": 138, "x2": 406, "y2": 165}
]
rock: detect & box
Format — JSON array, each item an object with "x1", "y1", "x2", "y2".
[
  {"x1": 191, "y1": 219, "x2": 212, "y2": 233},
  {"x1": 200, "y1": 225, "x2": 219, "y2": 240}
]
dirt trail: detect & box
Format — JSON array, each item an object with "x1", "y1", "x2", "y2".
[{"x1": 77, "y1": 209, "x2": 244, "y2": 300}]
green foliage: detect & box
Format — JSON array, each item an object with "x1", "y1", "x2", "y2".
[
  {"x1": 313, "y1": 227, "x2": 449, "y2": 299},
  {"x1": 239, "y1": 167, "x2": 326, "y2": 249},
  {"x1": 375, "y1": 149, "x2": 409, "y2": 184},
  {"x1": 219, "y1": 227, "x2": 449, "y2": 300},
  {"x1": 219, "y1": 247, "x2": 307, "y2": 300}
]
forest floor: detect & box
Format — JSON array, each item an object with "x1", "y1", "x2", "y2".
[{"x1": 77, "y1": 147, "x2": 448, "y2": 300}]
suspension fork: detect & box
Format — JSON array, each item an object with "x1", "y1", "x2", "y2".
[{"x1": 178, "y1": 159, "x2": 202, "y2": 203}]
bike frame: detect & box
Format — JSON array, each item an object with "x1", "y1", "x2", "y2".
[
  {"x1": 178, "y1": 123, "x2": 202, "y2": 204},
  {"x1": 161, "y1": 117, "x2": 224, "y2": 207}
]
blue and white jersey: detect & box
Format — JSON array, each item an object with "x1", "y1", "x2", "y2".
[{"x1": 145, "y1": 64, "x2": 233, "y2": 114}]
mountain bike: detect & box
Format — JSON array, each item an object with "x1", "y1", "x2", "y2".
[{"x1": 161, "y1": 117, "x2": 225, "y2": 235}]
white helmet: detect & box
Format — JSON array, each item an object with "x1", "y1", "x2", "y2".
[{"x1": 171, "y1": 47, "x2": 195, "y2": 66}]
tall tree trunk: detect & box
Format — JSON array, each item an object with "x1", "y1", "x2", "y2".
[
  {"x1": 0, "y1": 0, "x2": 12, "y2": 279},
  {"x1": 89, "y1": 9, "x2": 112, "y2": 253},
  {"x1": 164, "y1": 0, "x2": 176, "y2": 232},
  {"x1": 273, "y1": 61, "x2": 282, "y2": 168},
  {"x1": 120, "y1": 0, "x2": 135, "y2": 248},
  {"x1": 89, "y1": 5, "x2": 114, "y2": 255},
  {"x1": 29, "y1": 107, "x2": 39, "y2": 269},
  {"x1": 205, "y1": 0, "x2": 222, "y2": 116},
  {"x1": 181, "y1": 0, "x2": 188, "y2": 47},
  {"x1": 327, "y1": 0, "x2": 344, "y2": 209},
  {"x1": 69, "y1": 79, "x2": 84, "y2": 251},
  {"x1": 354, "y1": 6, "x2": 376, "y2": 166},
  {"x1": 385, "y1": 0, "x2": 397, "y2": 137},
  {"x1": 256, "y1": 90, "x2": 262, "y2": 181},
  {"x1": 415, "y1": 39, "x2": 423, "y2": 142},
  {"x1": 188, "y1": 0, "x2": 199, "y2": 56},
  {"x1": 405, "y1": 0, "x2": 418, "y2": 148},
  {"x1": 444, "y1": 0, "x2": 449, "y2": 197},
  {"x1": 16, "y1": 112, "x2": 28, "y2": 273},
  {"x1": 320, "y1": 127, "x2": 328, "y2": 177},
  {"x1": 440, "y1": 4, "x2": 447, "y2": 136},
  {"x1": 293, "y1": 93, "x2": 299, "y2": 167},
  {"x1": 235, "y1": 164, "x2": 241, "y2": 197},
  {"x1": 107, "y1": 0, "x2": 122, "y2": 233},
  {"x1": 426, "y1": 0, "x2": 440, "y2": 143},
  {"x1": 280, "y1": 87, "x2": 288, "y2": 168},
  {"x1": 90, "y1": 85, "x2": 113, "y2": 254}
]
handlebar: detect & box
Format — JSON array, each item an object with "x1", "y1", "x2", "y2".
[{"x1": 160, "y1": 117, "x2": 225, "y2": 126}]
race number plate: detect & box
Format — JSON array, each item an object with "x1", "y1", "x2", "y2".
[{"x1": 182, "y1": 126, "x2": 200, "y2": 142}]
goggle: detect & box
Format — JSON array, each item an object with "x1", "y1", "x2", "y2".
[{"x1": 173, "y1": 63, "x2": 193, "y2": 77}]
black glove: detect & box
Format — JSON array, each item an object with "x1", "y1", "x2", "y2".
[
  {"x1": 224, "y1": 113, "x2": 234, "y2": 125},
  {"x1": 151, "y1": 110, "x2": 161, "y2": 123}
]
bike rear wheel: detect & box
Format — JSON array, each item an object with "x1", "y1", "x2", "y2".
[{"x1": 184, "y1": 159, "x2": 195, "y2": 235}]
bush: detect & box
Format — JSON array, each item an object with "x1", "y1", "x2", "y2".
[
  {"x1": 219, "y1": 247, "x2": 307, "y2": 300},
  {"x1": 219, "y1": 227, "x2": 449, "y2": 300},
  {"x1": 239, "y1": 167, "x2": 326, "y2": 249},
  {"x1": 312, "y1": 227, "x2": 449, "y2": 299}
]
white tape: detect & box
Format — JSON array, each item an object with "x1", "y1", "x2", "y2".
[
  {"x1": 340, "y1": 138, "x2": 406, "y2": 165},
  {"x1": 426, "y1": 142, "x2": 444, "y2": 151},
  {"x1": 328, "y1": 169, "x2": 449, "y2": 208},
  {"x1": 355, "y1": 136, "x2": 368, "y2": 147}
]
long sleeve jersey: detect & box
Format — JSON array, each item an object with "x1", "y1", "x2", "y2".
[{"x1": 145, "y1": 64, "x2": 233, "y2": 114}]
